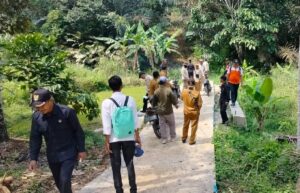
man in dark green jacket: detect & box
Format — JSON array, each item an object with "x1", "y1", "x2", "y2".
[{"x1": 152, "y1": 76, "x2": 178, "y2": 144}]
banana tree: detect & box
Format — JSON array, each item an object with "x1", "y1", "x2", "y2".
[
  {"x1": 141, "y1": 36, "x2": 156, "y2": 68},
  {"x1": 243, "y1": 77, "x2": 276, "y2": 130},
  {"x1": 126, "y1": 22, "x2": 147, "y2": 70},
  {"x1": 154, "y1": 29, "x2": 181, "y2": 62},
  {"x1": 93, "y1": 25, "x2": 135, "y2": 68}
]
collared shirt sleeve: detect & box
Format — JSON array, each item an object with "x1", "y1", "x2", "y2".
[
  {"x1": 170, "y1": 90, "x2": 178, "y2": 106},
  {"x1": 29, "y1": 115, "x2": 42, "y2": 161},
  {"x1": 102, "y1": 99, "x2": 112, "y2": 135},
  {"x1": 145, "y1": 75, "x2": 152, "y2": 93},
  {"x1": 129, "y1": 97, "x2": 139, "y2": 130},
  {"x1": 69, "y1": 109, "x2": 85, "y2": 152}
]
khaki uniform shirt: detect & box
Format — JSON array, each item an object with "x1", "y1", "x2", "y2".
[
  {"x1": 149, "y1": 79, "x2": 159, "y2": 97},
  {"x1": 181, "y1": 87, "x2": 203, "y2": 115}
]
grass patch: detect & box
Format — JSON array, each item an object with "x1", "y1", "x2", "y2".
[{"x1": 214, "y1": 66, "x2": 300, "y2": 193}]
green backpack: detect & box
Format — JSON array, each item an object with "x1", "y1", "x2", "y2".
[{"x1": 110, "y1": 96, "x2": 135, "y2": 138}]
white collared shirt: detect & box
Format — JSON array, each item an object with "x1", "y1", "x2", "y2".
[
  {"x1": 194, "y1": 67, "x2": 204, "y2": 82},
  {"x1": 101, "y1": 92, "x2": 138, "y2": 143},
  {"x1": 181, "y1": 66, "x2": 189, "y2": 80},
  {"x1": 203, "y1": 61, "x2": 209, "y2": 72},
  {"x1": 145, "y1": 75, "x2": 153, "y2": 93}
]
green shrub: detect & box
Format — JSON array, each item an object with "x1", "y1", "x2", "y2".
[
  {"x1": 215, "y1": 66, "x2": 299, "y2": 193},
  {"x1": 1, "y1": 33, "x2": 100, "y2": 120}
]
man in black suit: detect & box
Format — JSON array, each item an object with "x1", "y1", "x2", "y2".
[{"x1": 28, "y1": 88, "x2": 86, "y2": 193}]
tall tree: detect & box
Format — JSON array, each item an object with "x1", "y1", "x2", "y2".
[
  {"x1": 0, "y1": 0, "x2": 30, "y2": 34},
  {"x1": 0, "y1": 36, "x2": 9, "y2": 142},
  {"x1": 297, "y1": 36, "x2": 300, "y2": 152},
  {"x1": 189, "y1": 0, "x2": 280, "y2": 61},
  {"x1": 0, "y1": 84, "x2": 8, "y2": 142}
]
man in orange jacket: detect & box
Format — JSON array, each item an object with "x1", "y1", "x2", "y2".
[
  {"x1": 227, "y1": 59, "x2": 243, "y2": 106},
  {"x1": 181, "y1": 80, "x2": 203, "y2": 145}
]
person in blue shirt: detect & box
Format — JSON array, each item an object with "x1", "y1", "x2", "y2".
[{"x1": 28, "y1": 88, "x2": 86, "y2": 193}]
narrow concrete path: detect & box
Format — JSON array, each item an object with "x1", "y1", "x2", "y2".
[{"x1": 78, "y1": 87, "x2": 216, "y2": 193}]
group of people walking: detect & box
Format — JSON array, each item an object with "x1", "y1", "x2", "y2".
[{"x1": 27, "y1": 57, "x2": 243, "y2": 193}]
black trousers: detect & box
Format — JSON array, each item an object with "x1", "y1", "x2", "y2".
[
  {"x1": 49, "y1": 158, "x2": 76, "y2": 193},
  {"x1": 220, "y1": 101, "x2": 228, "y2": 123},
  {"x1": 142, "y1": 93, "x2": 149, "y2": 112},
  {"x1": 228, "y1": 83, "x2": 239, "y2": 104},
  {"x1": 110, "y1": 141, "x2": 137, "y2": 193}
]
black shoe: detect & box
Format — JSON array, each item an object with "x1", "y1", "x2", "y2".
[
  {"x1": 222, "y1": 120, "x2": 229, "y2": 124},
  {"x1": 182, "y1": 139, "x2": 186, "y2": 143}
]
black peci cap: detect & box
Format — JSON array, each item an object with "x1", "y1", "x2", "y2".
[
  {"x1": 233, "y1": 59, "x2": 240, "y2": 64},
  {"x1": 31, "y1": 88, "x2": 52, "y2": 107}
]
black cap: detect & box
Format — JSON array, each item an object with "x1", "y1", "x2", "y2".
[
  {"x1": 31, "y1": 88, "x2": 52, "y2": 107},
  {"x1": 233, "y1": 59, "x2": 240, "y2": 64},
  {"x1": 139, "y1": 72, "x2": 145, "y2": 78}
]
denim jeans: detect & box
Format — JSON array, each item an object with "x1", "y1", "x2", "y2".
[
  {"x1": 228, "y1": 83, "x2": 239, "y2": 104},
  {"x1": 110, "y1": 141, "x2": 137, "y2": 193}
]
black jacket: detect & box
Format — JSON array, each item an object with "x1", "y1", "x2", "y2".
[
  {"x1": 30, "y1": 104, "x2": 85, "y2": 163},
  {"x1": 220, "y1": 83, "x2": 230, "y2": 103}
]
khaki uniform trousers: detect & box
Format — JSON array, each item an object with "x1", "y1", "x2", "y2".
[
  {"x1": 195, "y1": 81, "x2": 202, "y2": 92},
  {"x1": 182, "y1": 113, "x2": 200, "y2": 144}
]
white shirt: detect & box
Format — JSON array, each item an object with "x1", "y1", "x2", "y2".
[
  {"x1": 181, "y1": 66, "x2": 189, "y2": 80},
  {"x1": 194, "y1": 67, "x2": 204, "y2": 82},
  {"x1": 145, "y1": 75, "x2": 153, "y2": 93},
  {"x1": 199, "y1": 64, "x2": 206, "y2": 74},
  {"x1": 203, "y1": 61, "x2": 209, "y2": 72},
  {"x1": 227, "y1": 66, "x2": 243, "y2": 75},
  {"x1": 101, "y1": 92, "x2": 138, "y2": 143}
]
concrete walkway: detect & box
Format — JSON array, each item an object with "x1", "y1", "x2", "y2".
[{"x1": 78, "y1": 87, "x2": 216, "y2": 193}]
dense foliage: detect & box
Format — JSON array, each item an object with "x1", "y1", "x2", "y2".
[
  {"x1": 188, "y1": 0, "x2": 300, "y2": 67},
  {"x1": 0, "y1": 33, "x2": 99, "y2": 120}
]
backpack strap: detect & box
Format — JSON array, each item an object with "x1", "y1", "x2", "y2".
[
  {"x1": 110, "y1": 98, "x2": 120, "y2": 107},
  {"x1": 124, "y1": 96, "x2": 129, "y2": 107}
]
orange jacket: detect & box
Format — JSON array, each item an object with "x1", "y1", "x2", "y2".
[{"x1": 228, "y1": 66, "x2": 242, "y2": 84}]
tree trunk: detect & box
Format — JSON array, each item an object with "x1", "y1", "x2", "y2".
[
  {"x1": 149, "y1": 52, "x2": 155, "y2": 68},
  {"x1": 134, "y1": 51, "x2": 138, "y2": 71},
  {"x1": 235, "y1": 44, "x2": 244, "y2": 62},
  {"x1": 0, "y1": 90, "x2": 8, "y2": 142},
  {"x1": 297, "y1": 35, "x2": 300, "y2": 150}
]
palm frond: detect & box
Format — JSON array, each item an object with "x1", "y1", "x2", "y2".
[{"x1": 278, "y1": 45, "x2": 298, "y2": 65}]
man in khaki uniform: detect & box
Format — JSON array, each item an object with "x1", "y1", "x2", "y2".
[
  {"x1": 194, "y1": 64, "x2": 204, "y2": 92},
  {"x1": 181, "y1": 80, "x2": 203, "y2": 145},
  {"x1": 148, "y1": 71, "x2": 160, "y2": 100}
]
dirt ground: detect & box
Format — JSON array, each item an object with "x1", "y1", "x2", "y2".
[{"x1": 0, "y1": 139, "x2": 108, "y2": 193}]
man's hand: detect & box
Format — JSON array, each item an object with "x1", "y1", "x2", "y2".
[
  {"x1": 105, "y1": 142, "x2": 112, "y2": 154},
  {"x1": 28, "y1": 160, "x2": 38, "y2": 171},
  {"x1": 135, "y1": 131, "x2": 142, "y2": 147},
  {"x1": 78, "y1": 152, "x2": 87, "y2": 162}
]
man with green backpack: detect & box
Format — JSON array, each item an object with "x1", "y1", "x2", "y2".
[{"x1": 101, "y1": 75, "x2": 142, "y2": 193}]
